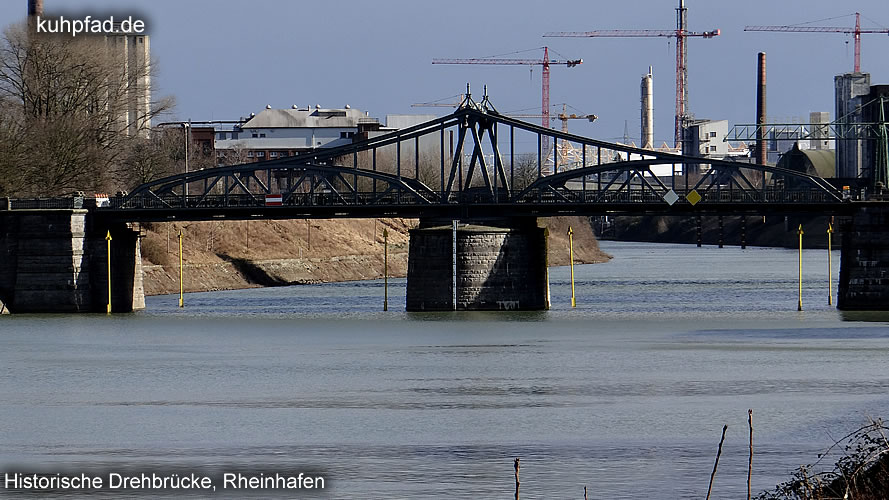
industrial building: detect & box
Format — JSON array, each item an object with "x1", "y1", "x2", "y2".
[
  {"x1": 213, "y1": 106, "x2": 435, "y2": 164},
  {"x1": 105, "y1": 31, "x2": 151, "y2": 137},
  {"x1": 835, "y1": 72, "x2": 871, "y2": 179}
]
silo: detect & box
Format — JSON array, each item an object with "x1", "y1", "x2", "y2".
[{"x1": 641, "y1": 67, "x2": 654, "y2": 149}]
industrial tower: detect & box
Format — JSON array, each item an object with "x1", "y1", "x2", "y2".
[{"x1": 544, "y1": 0, "x2": 719, "y2": 149}]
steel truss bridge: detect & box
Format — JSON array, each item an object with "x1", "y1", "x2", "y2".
[{"x1": 105, "y1": 92, "x2": 851, "y2": 222}]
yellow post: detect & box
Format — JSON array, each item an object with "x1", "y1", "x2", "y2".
[
  {"x1": 383, "y1": 228, "x2": 389, "y2": 311},
  {"x1": 105, "y1": 230, "x2": 112, "y2": 315},
  {"x1": 827, "y1": 223, "x2": 833, "y2": 306},
  {"x1": 568, "y1": 226, "x2": 576, "y2": 307},
  {"x1": 797, "y1": 224, "x2": 804, "y2": 311},
  {"x1": 178, "y1": 230, "x2": 184, "y2": 308}
]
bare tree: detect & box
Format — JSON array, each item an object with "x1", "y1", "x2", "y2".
[
  {"x1": 219, "y1": 140, "x2": 250, "y2": 166},
  {"x1": 0, "y1": 23, "x2": 174, "y2": 196},
  {"x1": 512, "y1": 152, "x2": 539, "y2": 191}
]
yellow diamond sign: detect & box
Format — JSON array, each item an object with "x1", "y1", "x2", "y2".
[{"x1": 686, "y1": 189, "x2": 702, "y2": 206}]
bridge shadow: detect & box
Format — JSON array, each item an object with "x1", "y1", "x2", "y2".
[{"x1": 216, "y1": 253, "x2": 290, "y2": 287}]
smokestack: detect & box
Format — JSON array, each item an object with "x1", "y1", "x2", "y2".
[
  {"x1": 756, "y1": 52, "x2": 767, "y2": 166},
  {"x1": 28, "y1": 0, "x2": 43, "y2": 17},
  {"x1": 641, "y1": 66, "x2": 654, "y2": 149}
]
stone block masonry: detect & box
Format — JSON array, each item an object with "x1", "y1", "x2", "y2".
[
  {"x1": 838, "y1": 206, "x2": 889, "y2": 310},
  {"x1": 0, "y1": 210, "x2": 143, "y2": 313},
  {"x1": 406, "y1": 218, "x2": 550, "y2": 311}
]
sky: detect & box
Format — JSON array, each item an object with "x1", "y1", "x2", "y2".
[{"x1": 3, "y1": 0, "x2": 889, "y2": 146}]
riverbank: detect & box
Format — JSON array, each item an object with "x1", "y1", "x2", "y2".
[
  {"x1": 140, "y1": 216, "x2": 610, "y2": 296},
  {"x1": 601, "y1": 214, "x2": 837, "y2": 249}
]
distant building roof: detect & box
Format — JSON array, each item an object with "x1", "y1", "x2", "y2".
[
  {"x1": 777, "y1": 142, "x2": 835, "y2": 178},
  {"x1": 242, "y1": 107, "x2": 377, "y2": 129}
]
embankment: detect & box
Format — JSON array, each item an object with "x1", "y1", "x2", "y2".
[
  {"x1": 602, "y1": 214, "x2": 837, "y2": 249},
  {"x1": 141, "y1": 216, "x2": 609, "y2": 296}
]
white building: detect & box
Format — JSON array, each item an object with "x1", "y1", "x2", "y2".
[
  {"x1": 213, "y1": 107, "x2": 439, "y2": 164},
  {"x1": 106, "y1": 30, "x2": 151, "y2": 137},
  {"x1": 214, "y1": 106, "x2": 381, "y2": 162},
  {"x1": 685, "y1": 119, "x2": 729, "y2": 158}
]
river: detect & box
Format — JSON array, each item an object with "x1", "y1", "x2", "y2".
[{"x1": 2, "y1": 241, "x2": 888, "y2": 498}]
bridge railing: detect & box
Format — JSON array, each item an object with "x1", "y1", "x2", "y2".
[
  {"x1": 1, "y1": 197, "x2": 86, "y2": 210},
  {"x1": 110, "y1": 192, "x2": 443, "y2": 210},
  {"x1": 107, "y1": 186, "x2": 844, "y2": 211},
  {"x1": 513, "y1": 187, "x2": 842, "y2": 205}
]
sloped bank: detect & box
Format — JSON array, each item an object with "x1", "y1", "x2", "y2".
[{"x1": 140, "y1": 216, "x2": 609, "y2": 296}]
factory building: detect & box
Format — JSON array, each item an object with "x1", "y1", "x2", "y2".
[
  {"x1": 106, "y1": 31, "x2": 152, "y2": 137},
  {"x1": 835, "y1": 72, "x2": 871, "y2": 179},
  {"x1": 685, "y1": 119, "x2": 729, "y2": 158},
  {"x1": 214, "y1": 106, "x2": 435, "y2": 164}
]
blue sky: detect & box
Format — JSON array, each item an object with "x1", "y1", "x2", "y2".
[{"x1": 4, "y1": 0, "x2": 888, "y2": 146}]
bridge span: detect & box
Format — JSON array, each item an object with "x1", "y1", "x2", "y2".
[{"x1": 1, "y1": 93, "x2": 886, "y2": 313}]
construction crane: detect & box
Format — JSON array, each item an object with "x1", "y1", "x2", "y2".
[
  {"x1": 745, "y1": 13, "x2": 889, "y2": 74},
  {"x1": 508, "y1": 104, "x2": 598, "y2": 171},
  {"x1": 508, "y1": 104, "x2": 598, "y2": 133},
  {"x1": 411, "y1": 94, "x2": 465, "y2": 109},
  {"x1": 432, "y1": 47, "x2": 582, "y2": 151},
  {"x1": 544, "y1": 0, "x2": 719, "y2": 149}
]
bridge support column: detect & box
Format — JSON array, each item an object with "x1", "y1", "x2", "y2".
[
  {"x1": 406, "y1": 218, "x2": 550, "y2": 311},
  {"x1": 0, "y1": 210, "x2": 144, "y2": 313},
  {"x1": 838, "y1": 206, "x2": 889, "y2": 310},
  {"x1": 89, "y1": 221, "x2": 145, "y2": 313}
]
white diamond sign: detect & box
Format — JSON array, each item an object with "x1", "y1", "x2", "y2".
[{"x1": 663, "y1": 189, "x2": 679, "y2": 206}]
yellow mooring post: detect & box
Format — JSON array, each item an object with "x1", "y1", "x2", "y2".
[
  {"x1": 105, "y1": 230, "x2": 112, "y2": 315},
  {"x1": 797, "y1": 224, "x2": 804, "y2": 311},
  {"x1": 568, "y1": 226, "x2": 576, "y2": 307},
  {"x1": 383, "y1": 228, "x2": 389, "y2": 311},
  {"x1": 178, "y1": 230, "x2": 184, "y2": 308},
  {"x1": 827, "y1": 223, "x2": 833, "y2": 306}
]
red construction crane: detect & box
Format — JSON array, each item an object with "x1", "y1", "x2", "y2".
[
  {"x1": 432, "y1": 47, "x2": 582, "y2": 145},
  {"x1": 544, "y1": 0, "x2": 719, "y2": 149},
  {"x1": 745, "y1": 13, "x2": 889, "y2": 74}
]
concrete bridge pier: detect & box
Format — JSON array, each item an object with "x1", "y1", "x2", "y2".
[
  {"x1": 406, "y1": 218, "x2": 550, "y2": 311},
  {"x1": 0, "y1": 210, "x2": 143, "y2": 313},
  {"x1": 838, "y1": 206, "x2": 889, "y2": 310}
]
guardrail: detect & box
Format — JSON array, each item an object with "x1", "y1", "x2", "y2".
[{"x1": 1, "y1": 197, "x2": 87, "y2": 210}]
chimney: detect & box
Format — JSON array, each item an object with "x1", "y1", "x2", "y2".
[
  {"x1": 640, "y1": 66, "x2": 654, "y2": 149},
  {"x1": 756, "y1": 52, "x2": 767, "y2": 166},
  {"x1": 28, "y1": 0, "x2": 43, "y2": 17}
]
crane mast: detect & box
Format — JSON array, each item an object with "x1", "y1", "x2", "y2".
[{"x1": 544, "y1": 0, "x2": 719, "y2": 149}]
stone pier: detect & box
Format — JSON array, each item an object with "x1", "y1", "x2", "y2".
[
  {"x1": 0, "y1": 210, "x2": 144, "y2": 313},
  {"x1": 838, "y1": 206, "x2": 889, "y2": 310},
  {"x1": 406, "y1": 218, "x2": 550, "y2": 311}
]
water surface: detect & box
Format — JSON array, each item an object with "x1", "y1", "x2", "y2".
[{"x1": 2, "y1": 242, "x2": 888, "y2": 498}]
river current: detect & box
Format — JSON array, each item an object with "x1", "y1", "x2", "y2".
[{"x1": 2, "y1": 241, "x2": 888, "y2": 498}]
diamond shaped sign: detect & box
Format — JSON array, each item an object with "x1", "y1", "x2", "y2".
[
  {"x1": 686, "y1": 189, "x2": 702, "y2": 206},
  {"x1": 663, "y1": 189, "x2": 679, "y2": 206}
]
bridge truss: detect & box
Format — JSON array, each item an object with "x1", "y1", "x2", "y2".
[{"x1": 110, "y1": 90, "x2": 847, "y2": 221}]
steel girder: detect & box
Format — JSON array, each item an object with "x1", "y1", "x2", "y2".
[{"x1": 113, "y1": 95, "x2": 845, "y2": 217}]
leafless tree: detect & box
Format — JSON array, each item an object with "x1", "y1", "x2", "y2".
[
  {"x1": 512, "y1": 152, "x2": 539, "y2": 191},
  {"x1": 219, "y1": 141, "x2": 251, "y2": 166},
  {"x1": 0, "y1": 23, "x2": 174, "y2": 196}
]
